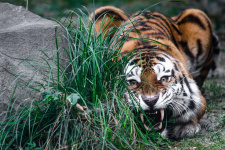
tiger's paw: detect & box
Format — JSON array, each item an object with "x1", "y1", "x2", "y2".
[{"x1": 161, "y1": 121, "x2": 201, "y2": 139}]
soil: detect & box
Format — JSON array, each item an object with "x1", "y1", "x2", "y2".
[{"x1": 193, "y1": 42, "x2": 225, "y2": 148}]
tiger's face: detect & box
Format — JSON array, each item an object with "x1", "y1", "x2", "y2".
[{"x1": 124, "y1": 51, "x2": 201, "y2": 131}]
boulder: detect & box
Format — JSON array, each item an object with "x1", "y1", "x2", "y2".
[{"x1": 0, "y1": 3, "x2": 68, "y2": 119}]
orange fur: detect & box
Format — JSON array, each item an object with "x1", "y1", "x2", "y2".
[{"x1": 91, "y1": 6, "x2": 219, "y2": 139}]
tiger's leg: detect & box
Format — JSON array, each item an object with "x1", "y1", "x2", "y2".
[
  {"x1": 161, "y1": 119, "x2": 201, "y2": 139},
  {"x1": 173, "y1": 9, "x2": 220, "y2": 88},
  {"x1": 194, "y1": 33, "x2": 221, "y2": 86},
  {"x1": 161, "y1": 94, "x2": 206, "y2": 139},
  {"x1": 207, "y1": 33, "x2": 221, "y2": 77}
]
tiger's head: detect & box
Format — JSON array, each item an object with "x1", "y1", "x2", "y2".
[{"x1": 123, "y1": 50, "x2": 202, "y2": 131}]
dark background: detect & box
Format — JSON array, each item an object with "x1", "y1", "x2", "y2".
[{"x1": 1, "y1": 0, "x2": 225, "y2": 45}]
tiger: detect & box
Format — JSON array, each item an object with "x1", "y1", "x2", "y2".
[{"x1": 91, "y1": 6, "x2": 220, "y2": 139}]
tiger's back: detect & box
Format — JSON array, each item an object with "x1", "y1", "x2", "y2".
[{"x1": 120, "y1": 8, "x2": 218, "y2": 87}]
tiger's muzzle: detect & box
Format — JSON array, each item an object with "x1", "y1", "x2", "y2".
[
  {"x1": 140, "y1": 95, "x2": 165, "y2": 131},
  {"x1": 141, "y1": 95, "x2": 159, "y2": 107}
]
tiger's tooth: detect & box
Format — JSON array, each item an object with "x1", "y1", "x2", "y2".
[
  {"x1": 160, "y1": 109, "x2": 164, "y2": 121},
  {"x1": 144, "y1": 124, "x2": 151, "y2": 130},
  {"x1": 140, "y1": 113, "x2": 144, "y2": 122},
  {"x1": 158, "y1": 122, "x2": 162, "y2": 129}
]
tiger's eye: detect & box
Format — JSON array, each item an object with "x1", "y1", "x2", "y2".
[
  {"x1": 160, "y1": 76, "x2": 170, "y2": 82},
  {"x1": 127, "y1": 79, "x2": 138, "y2": 86},
  {"x1": 161, "y1": 77, "x2": 167, "y2": 82}
]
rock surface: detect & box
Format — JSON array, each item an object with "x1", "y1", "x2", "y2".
[{"x1": 0, "y1": 3, "x2": 67, "y2": 119}]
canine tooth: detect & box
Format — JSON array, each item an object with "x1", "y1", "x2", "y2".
[
  {"x1": 155, "y1": 111, "x2": 158, "y2": 114},
  {"x1": 144, "y1": 124, "x2": 151, "y2": 131},
  {"x1": 140, "y1": 113, "x2": 144, "y2": 122},
  {"x1": 160, "y1": 109, "x2": 164, "y2": 121},
  {"x1": 158, "y1": 122, "x2": 162, "y2": 129}
]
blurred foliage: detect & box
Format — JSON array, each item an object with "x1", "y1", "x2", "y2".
[
  {"x1": 0, "y1": 0, "x2": 180, "y2": 15},
  {"x1": 0, "y1": 0, "x2": 162, "y2": 17},
  {"x1": 1, "y1": 0, "x2": 224, "y2": 31}
]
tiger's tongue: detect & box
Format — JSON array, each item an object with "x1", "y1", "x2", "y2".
[{"x1": 140, "y1": 109, "x2": 164, "y2": 130}]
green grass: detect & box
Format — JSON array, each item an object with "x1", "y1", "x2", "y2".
[
  {"x1": 1, "y1": 3, "x2": 224, "y2": 149},
  {"x1": 0, "y1": 8, "x2": 171, "y2": 149}
]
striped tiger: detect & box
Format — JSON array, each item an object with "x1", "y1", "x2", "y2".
[{"x1": 91, "y1": 6, "x2": 220, "y2": 139}]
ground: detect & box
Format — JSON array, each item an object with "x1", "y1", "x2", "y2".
[{"x1": 171, "y1": 43, "x2": 225, "y2": 149}]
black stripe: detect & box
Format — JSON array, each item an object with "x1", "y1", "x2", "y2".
[
  {"x1": 143, "y1": 10, "x2": 153, "y2": 19},
  {"x1": 164, "y1": 92, "x2": 172, "y2": 101},
  {"x1": 180, "y1": 77, "x2": 184, "y2": 91},
  {"x1": 212, "y1": 34, "x2": 219, "y2": 46},
  {"x1": 130, "y1": 59, "x2": 139, "y2": 65},
  {"x1": 152, "y1": 14, "x2": 180, "y2": 47},
  {"x1": 136, "y1": 20, "x2": 148, "y2": 27},
  {"x1": 178, "y1": 41, "x2": 194, "y2": 59},
  {"x1": 181, "y1": 109, "x2": 187, "y2": 115},
  {"x1": 212, "y1": 33, "x2": 221, "y2": 54},
  {"x1": 177, "y1": 14, "x2": 206, "y2": 30},
  {"x1": 171, "y1": 23, "x2": 182, "y2": 35},
  {"x1": 200, "y1": 13, "x2": 212, "y2": 33},
  {"x1": 174, "y1": 78, "x2": 177, "y2": 84},
  {"x1": 146, "y1": 21, "x2": 171, "y2": 37},
  {"x1": 147, "y1": 33, "x2": 166, "y2": 40},
  {"x1": 166, "y1": 46, "x2": 173, "y2": 51},
  {"x1": 173, "y1": 63, "x2": 179, "y2": 71},
  {"x1": 195, "y1": 61, "x2": 211, "y2": 70},
  {"x1": 135, "y1": 27, "x2": 152, "y2": 31},
  {"x1": 188, "y1": 100, "x2": 195, "y2": 110},
  {"x1": 156, "y1": 56, "x2": 166, "y2": 62},
  {"x1": 196, "y1": 39, "x2": 202, "y2": 58},
  {"x1": 200, "y1": 65, "x2": 212, "y2": 72},
  {"x1": 138, "y1": 45, "x2": 160, "y2": 50},
  {"x1": 171, "y1": 69, "x2": 175, "y2": 77},
  {"x1": 183, "y1": 75, "x2": 193, "y2": 94},
  {"x1": 131, "y1": 71, "x2": 134, "y2": 76},
  {"x1": 211, "y1": 60, "x2": 216, "y2": 71},
  {"x1": 152, "y1": 14, "x2": 172, "y2": 35},
  {"x1": 213, "y1": 47, "x2": 220, "y2": 55},
  {"x1": 183, "y1": 93, "x2": 187, "y2": 96},
  {"x1": 156, "y1": 51, "x2": 172, "y2": 59},
  {"x1": 130, "y1": 48, "x2": 172, "y2": 62},
  {"x1": 171, "y1": 33, "x2": 179, "y2": 48},
  {"x1": 165, "y1": 69, "x2": 170, "y2": 73},
  {"x1": 143, "y1": 50, "x2": 172, "y2": 59}
]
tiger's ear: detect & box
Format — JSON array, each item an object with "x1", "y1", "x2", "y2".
[{"x1": 91, "y1": 6, "x2": 128, "y2": 38}]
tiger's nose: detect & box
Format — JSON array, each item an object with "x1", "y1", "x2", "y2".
[{"x1": 142, "y1": 95, "x2": 159, "y2": 106}]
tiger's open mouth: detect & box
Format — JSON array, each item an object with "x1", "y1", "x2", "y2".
[{"x1": 140, "y1": 109, "x2": 164, "y2": 131}]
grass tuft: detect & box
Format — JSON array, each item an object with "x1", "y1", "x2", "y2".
[{"x1": 0, "y1": 7, "x2": 170, "y2": 149}]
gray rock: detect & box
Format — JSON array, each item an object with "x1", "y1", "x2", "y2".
[{"x1": 0, "y1": 3, "x2": 68, "y2": 119}]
